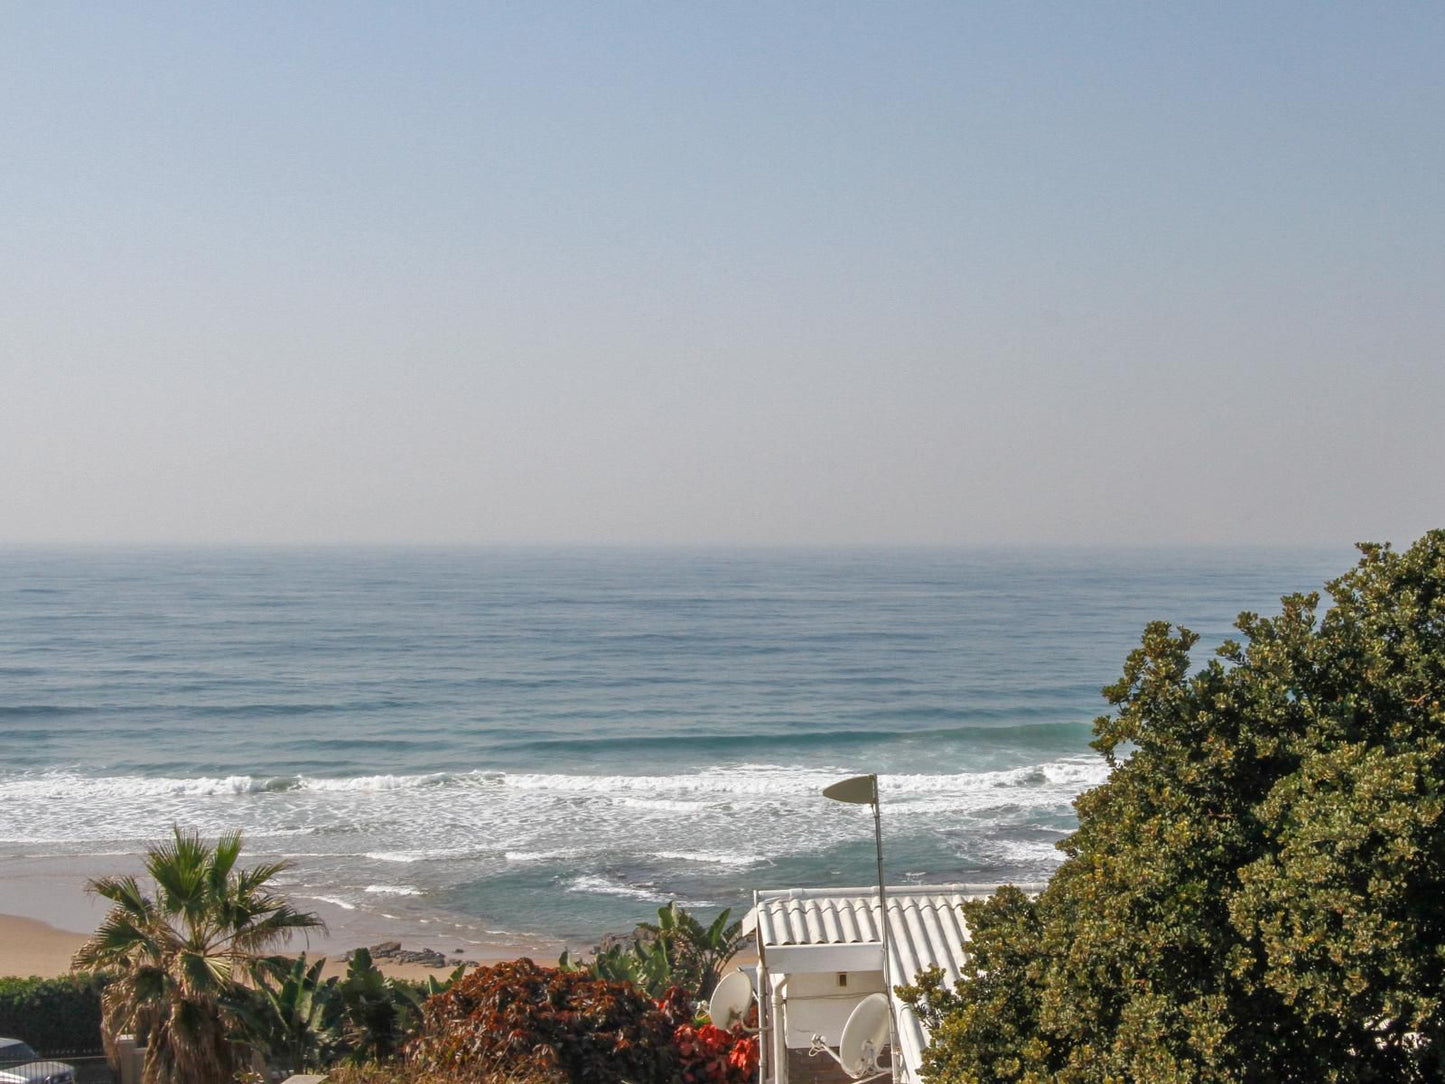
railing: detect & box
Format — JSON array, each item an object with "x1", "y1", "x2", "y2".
[{"x1": 1, "y1": 1053, "x2": 114, "y2": 1084}]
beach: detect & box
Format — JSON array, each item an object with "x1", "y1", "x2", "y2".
[
  {"x1": 0, "y1": 902, "x2": 540, "y2": 984},
  {"x1": 0, "y1": 855, "x2": 560, "y2": 982},
  {"x1": 0, "y1": 915, "x2": 89, "y2": 980}
]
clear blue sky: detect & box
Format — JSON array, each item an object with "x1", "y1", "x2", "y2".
[{"x1": 3, "y1": 3, "x2": 1441, "y2": 546}]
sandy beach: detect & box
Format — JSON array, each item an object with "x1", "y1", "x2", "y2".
[
  {"x1": 0, "y1": 915, "x2": 90, "y2": 980},
  {"x1": 0, "y1": 852, "x2": 560, "y2": 982},
  {"x1": 0, "y1": 909, "x2": 536, "y2": 983}
]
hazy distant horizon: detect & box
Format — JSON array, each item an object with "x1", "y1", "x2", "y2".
[
  {"x1": 4, "y1": 4, "x2": 1440, "y2": 549},
  {"x1": 0, "y1": 538, "x2": 1385, "y2": 561}
]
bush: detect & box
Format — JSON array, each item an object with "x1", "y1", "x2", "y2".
[
  {"x1": 406, "y1": 960, "x2": 678, "y2": 1083},
  {"x1": 654, "y1": 986, "x2": 758, "y2": 1084},
  {"x1": 0, "y1": 974, "x2": 107, "y2": 1055},
  {"x1": 904, "y1": 532, "x2": 1445, "y2": 1082},
  {"x1": 326, "y1": 1066, "x2": 552, "y2": 1084}
]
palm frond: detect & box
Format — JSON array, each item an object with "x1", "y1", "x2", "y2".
[{"x1": 87, "y1": 874, "x2": 153, "y2": 913}]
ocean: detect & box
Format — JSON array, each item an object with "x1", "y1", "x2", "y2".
[{"x1": 0, "y1": 545, "x2": 1351, "y2": 953}]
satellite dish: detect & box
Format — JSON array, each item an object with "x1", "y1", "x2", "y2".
[
  {"x1": 708, "y1": 969, "x2": 754, "y2": 1030},
  {"x1": 838, "y1": 993, "x2": 891, "y2": 1078}
]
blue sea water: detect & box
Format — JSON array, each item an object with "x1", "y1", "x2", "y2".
[{"x1": 0, "y1": 546, "x2": 1351, "y2": 947}]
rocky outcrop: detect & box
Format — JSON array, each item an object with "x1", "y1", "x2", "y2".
[{"x1": 360, "y1": 941, "x2": 472, "y2": 968}]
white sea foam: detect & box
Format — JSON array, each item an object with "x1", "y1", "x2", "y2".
[
  {"x1": 0, "y1": 760, "x2": 1105, "y2": 808},
  {"x1": 568, "y1": 875, "x2": 708, "y2": 908},
  {"x1": 653, "y1": 850, "x2": 766, "y2": 867},
  {"x1": 0, "y1": 760, "x2": 1103, "y2": 862},
  {"x1": 300, "y1": 773, "x2": 456, "y2": 792},
  {"x1": 304, "y1": 895, "x2": 357, "y2": 911},
  {"x1": 0, "y1": 757, "x2": 1095, "y2": 924},
  {"x1": 362, "y1": 848, "x2": 477, "y2": 864}
]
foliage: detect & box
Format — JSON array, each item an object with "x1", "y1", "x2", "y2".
[
  {"x1": 226, "y1": 948, "x2": 467, "y2": 1076},
  {"x1": 326, "y1": 1063, "x2": 552, "y2": 1084},
  {"x1": 904, "y1": 531, "x2": 1445, "y2": 1083},
  {"x1": 558, "y1": 901, "x2": 748, "y2": 1000},
  {"x1": 226, "y1": 954, "x2": 341, "y2": 1074},
  {"x1": 405, "y1": 959, "x2": 678, "y2": 1083},
  {"x1": 71, "y1": 827, "x2": 323, "y2": 1084},
  {"x1": 0, "y1": 974, "x2": 108, "y2": 1055},
  {"x1": 331, "y1": 947, "x2": 450, "y2": 1064},
  {"x1": 644, "y1": 901, "x2": 748, "y2": 999},
  {"x1": 671, "y1": 1020, "x2": 759, "y2": 1084},
  {"x1": 656, "y1": 985, "x2": 759, "y2": 1084},
  {"x1": 558, "y1": 937, "x2": 675, "y2": 997}
]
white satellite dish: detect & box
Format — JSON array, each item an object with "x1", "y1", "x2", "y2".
[
  {"x1": 838, "y1": 993, "x2": 892, "y2": 1078},
  {"x1": 708, "y1": 969, "x2": 754, "y2": 1030}
]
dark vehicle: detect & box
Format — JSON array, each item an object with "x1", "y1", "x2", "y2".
[{"x1": 0, "y1": 1039, "x2": 75, "y2": 1084}]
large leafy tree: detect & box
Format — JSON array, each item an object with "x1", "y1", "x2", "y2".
[
  {"x1": 73, "y1": 828, "x2": 323, "y2": 1084},
  {"x1": 904, "y1": 531, "x2": 1445, "y2": 1083}
]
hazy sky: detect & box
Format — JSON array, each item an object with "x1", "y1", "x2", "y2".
[{"x1": 3, "y1": 3, "x2": 1441, "y2": 547}]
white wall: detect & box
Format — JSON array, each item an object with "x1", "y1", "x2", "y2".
[{"x1": 779, "y1": 969, "x2": 885, "y2": 1050}]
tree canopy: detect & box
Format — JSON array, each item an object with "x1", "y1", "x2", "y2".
[{"x1": 903, "y1": 531, "x2": 1445, "y2": 1083}]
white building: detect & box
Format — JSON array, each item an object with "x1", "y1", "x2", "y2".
[{"x1": 740, "y1": 883, "x2": 1043, "y2": 1083}]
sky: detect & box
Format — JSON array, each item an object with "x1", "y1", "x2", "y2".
[{"x1": 2, "y1": 3, "x2": 1442, "y2": 547}]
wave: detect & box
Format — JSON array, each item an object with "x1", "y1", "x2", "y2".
[
  {"x1": 0, "y1": 770, "x2": 462, "y2": 799},
  {"x1": 363, "y1": 848, "x2": 480, "y2": 864},
  {"x1": 568, "y1": 875, "x2": 709, "y2": 908},
  {"x1": 505, "y1": 849, "x2": 586, "y2": 862},
  {"x1": 301, "y1": 894, "x2": 357, "y2": 911},
  {"x1": 0, "y1": 759, "x2": 1107, "y2": 804},
  {"x1": 493, "y1": 760, "x2": 1107, "y2": 800}
]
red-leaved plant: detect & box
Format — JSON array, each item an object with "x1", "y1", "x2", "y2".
[
  {"x1": 657, "y1": 986, "x2": 760, "y2": 1084},
  {"x1": 406, "y1": 959, "x2": 677, "y2": 1083}
]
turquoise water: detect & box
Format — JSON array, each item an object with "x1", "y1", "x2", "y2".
[{"x1": 0, "y1": 546, "x2": 1350, "y2": 943}]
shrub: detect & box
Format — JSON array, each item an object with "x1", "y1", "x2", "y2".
[
  {"x1": 557, "y1": 901, "x2": 749, "y2": 1001},
  {"x1": 0, "y1": 974, "x2": 107, "y2": 1055},
  {"x1": 904, "y1": 532, "x2": 1445, "y2": 1082},
  {"x1": 656, "y1": 986, "x2": 758, "y2": 1084},
  {"x1": 406, "y1": 960, "x2": 677, "y2": 1083},
  {"x1": 326, "y1": 1066, "x2": 551, "y2": 1084},
  {"x1": 671, "y1": 1022, "x2": 759, "y2": 1084}
]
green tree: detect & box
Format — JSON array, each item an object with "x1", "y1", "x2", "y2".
[
  {"x1": 73, "y1": 828, "x2": 323, "y2": 1084},
  {"x1": 904, "y1": 531, "x2": 1445, "y2": 1083}
]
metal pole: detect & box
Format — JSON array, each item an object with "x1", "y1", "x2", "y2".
[{"x1": 872, "y1": 775, "x2": 899, "y2": 1082}]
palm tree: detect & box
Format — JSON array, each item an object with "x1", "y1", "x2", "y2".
[{"x1": 73, "y1": 827, "x2": 323, "y2": 1084}]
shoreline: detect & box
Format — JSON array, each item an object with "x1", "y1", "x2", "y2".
[
  {"x1": 0, "y1": 853, "x2": 571, "y2": 983},
  {"x1": 0, "y1": 910, "x2": 545, "y2": 983}
]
